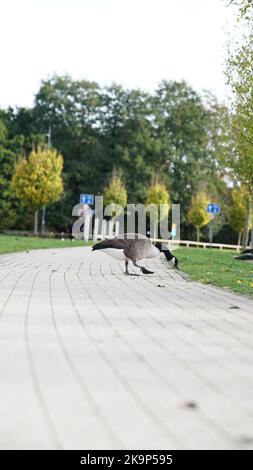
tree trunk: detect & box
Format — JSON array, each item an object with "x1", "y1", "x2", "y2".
[
  {"x1": 34, "y1": 210, "x2": 38, "y2": 235},
  {"x1": 251, "y1": 192, "x2": 253, "y2": 249},
  {"x1": 197, "y1": 227, "x2": 200, "y2": 244},
  {"x1": 238, "y1": 231, "x2": 242, "y2": 247},
  {"x1": 41, "y1": 206, "x2": 46, "y2": 234},
  {"x1": 242, "y1": 195, "x2": 251, "y2": 250}
]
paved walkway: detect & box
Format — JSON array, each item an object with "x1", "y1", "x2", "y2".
[{"x1": 0, "y1": 246, "x2": 253, "y2": 450}]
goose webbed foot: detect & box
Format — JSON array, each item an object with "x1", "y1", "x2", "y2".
[
  {"x1": 124, "y1": 271, "x2": 140, "y2": 276},
  {"x1": 132, "y1": 260, "x2": 154, "y2": 274},
  {"x1": 140, "y1": 267, "x2": 154, "y2": 275}
]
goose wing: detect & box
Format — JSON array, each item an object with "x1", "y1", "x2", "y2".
[
  {"x1": 123, "y1": 238, "x2": 153, "y2": 261},
  {"x1": 92, "y1": 237, "x2": 128, "y2": 251},
  {"x1": 118, "y1": 233, "x2": 148, "y2": 240},
  {"x1": 92, "y1": 233, "x2": 151, "y2": 258}
]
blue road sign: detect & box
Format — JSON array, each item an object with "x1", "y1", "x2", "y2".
[
  {"x1": 207, "y1": 203, "x2": 220, "y2": 214},
  {"x1": 80, "y1": 194, "x2": 94, "y2": 205}
]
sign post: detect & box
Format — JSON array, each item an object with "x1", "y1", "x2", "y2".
[{"x1": 207, "y1": 204, "x2": 220, "y2": 248}]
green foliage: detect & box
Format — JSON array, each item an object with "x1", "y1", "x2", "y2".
[
  {"x1": 227, "y1": 187, "x2": 248, "y2": 234},
  {"x1": 103, "y1": 171, "x2": 127, "y2": 215},
  {"x1": 32, "y1": 76, "x2": 225, "y2": 226},
  {"x1": 0, "y1": 75, "x2": 234, "y2": 239},
  {"x1": 224, "y1": 21, "x2": 253, "y2": 247},
  {"x1": 0, "y1": 119, "x2": 18, "y2": 228},
  {"x1": 228, "y1": 0, "x2": 253, "y2": 20},
  {"x1": 152, "y1": 82, "x2": 222, "y2": 223},
  {"x1": 225, "y1": 34, "x2": 253, "y2": 192}
]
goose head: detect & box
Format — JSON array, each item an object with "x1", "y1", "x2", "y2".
[{"x1": 154, "y1": 242, "x2": 179, "y2": 270}]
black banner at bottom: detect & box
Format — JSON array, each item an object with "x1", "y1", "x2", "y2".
[{"x1": 0, "y1": 449, "x2": 250, "y2": 466}]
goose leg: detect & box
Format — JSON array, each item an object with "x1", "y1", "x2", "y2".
[
  {"x1": 132, "y1": 260, "x2": 154, "y2": 274},
  {"x1": 174, "y1": 256, "x2": 180, "y2": 270},
  {"x1": 124, "y1": 260, "x2": 139, "y2": 276}
]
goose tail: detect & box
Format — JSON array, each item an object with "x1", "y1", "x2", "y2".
[{"x1": 92, "y1": 241, "x2": 107, "y2": 251}]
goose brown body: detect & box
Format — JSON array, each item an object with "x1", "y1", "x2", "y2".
[{"x1": 92, "y1": 233, "x2": 179, "y2": 275}]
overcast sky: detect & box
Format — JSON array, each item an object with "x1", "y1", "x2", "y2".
[{"x1": 0, "y1": 0, "x2": 238, "y2": 109}]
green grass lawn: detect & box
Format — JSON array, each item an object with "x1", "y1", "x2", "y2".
[
  {"x1": 0, "y1": 235, "x2": 88, "y2": 254},
  {"x1": 177, "y1": 247, "x2": 253, "y2": 297}
]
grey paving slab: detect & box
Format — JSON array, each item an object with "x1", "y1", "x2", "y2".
[{"x1": 0, "y1": 246, "x2": 253, "y2": 449}]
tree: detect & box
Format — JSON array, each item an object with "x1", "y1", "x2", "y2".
[
  {"x1": 225, "y1": 33, "x2": 253, "y2": 247},
  {"x1": 228, "y1": 0, "x2": 253, "y2": 20},
  {"x1": 146, "y1": 180, "x2": 170, "y2": 206},
  {"x1": 100, "y1": 85, "x2": 159, "y2": 202},
  {"x1": 0, "y1": 119, "x2": 18, "y2": 228},
  {"x1": 0, "y1": 74, "x2": 229, "y2": 236},
  {"x1": 188, "y1": 191, "x2": 211, "y2": 242},
  {"x1": 32, "y1": 76, "x2": 224, "y2": 231},
  {"x1": 145, "y1": 179, "x2": 170, "y2": 238},
  {"x1": 103, "y1": 170, "x2": 127, "y2": 216},
  {"x1": 33, "y1": 76, "x2": 106, "y2": 228},
  {"x1": 153, "y1": 81, "x2": 222, "y2": 229},
  {"x1": 227, "y1": 187, "x2": 248, "y2": 245},
  {"x1": 11, "y1": 148, "x2": 64, "y2": 233}
]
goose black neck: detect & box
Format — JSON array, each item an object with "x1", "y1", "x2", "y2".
[{"x1": 155, "y1": 242, "x2": 173, "y2": 260}]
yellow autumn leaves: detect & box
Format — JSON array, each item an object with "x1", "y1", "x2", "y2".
[
  {"x1": 103, "y1": 172, "x2": 127, "y2": 209},
  {"x1": 187, "y1": 191, "x2": 211, "y2": 242},
  {"x1": 146, "y1": 181, "x2": 170, "y2": 206},
  {"x1": 11, "y1": 148, "x2": 64, "y2": 210}
]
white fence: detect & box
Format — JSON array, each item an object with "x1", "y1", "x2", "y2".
[
  {"x1": 151, "y1": 239, "x2": 250, "y2": 251},
  {"x1": 95, "y1": 223, "x2": 248, "y2": 251},
  {"x1": 96, "y1": 226, "x2": 248, "y2": 251}
]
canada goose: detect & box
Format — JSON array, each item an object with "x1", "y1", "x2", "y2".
[
  {"x1": 92, "y1": 233, "x2": 179, "y2": 275},
  {"x1": 235, "y1": 248, "x2": 253, "y2": 261}
]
